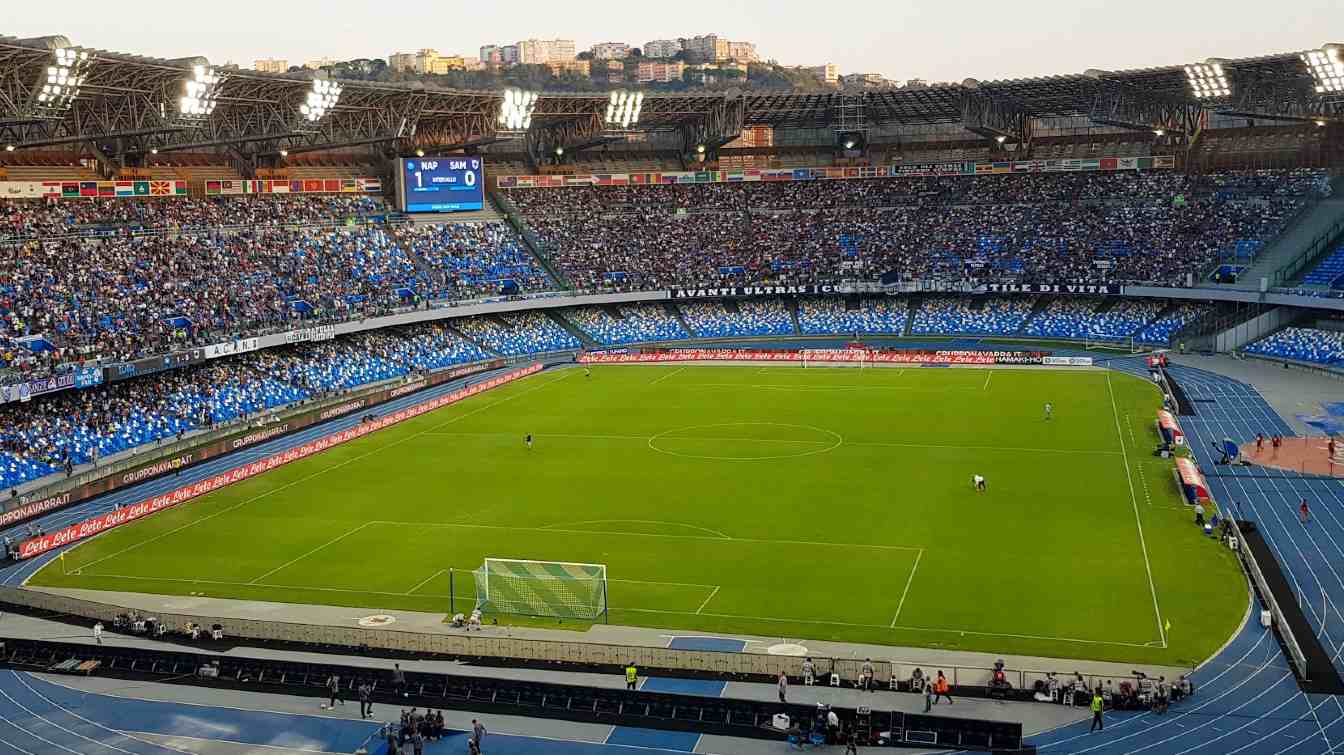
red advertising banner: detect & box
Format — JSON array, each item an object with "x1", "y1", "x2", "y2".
[
  {"x1": 577, "y1": 348, "x2": 1052, "y2": 366},
  {"x1": 17, "y1": 364, "x2": 542, "y2": 560}
]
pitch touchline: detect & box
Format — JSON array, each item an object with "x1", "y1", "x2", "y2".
[
  {"x1": 424, "y1": 430, "x2": 1120, "y2": 456},
  {"x1": 76, "y1": 570, "x2": 716, "y2": 596},
  {"x1": 371, "y1": 520, "x2": 924, "y2": 552},
  {"x1": 613, "y1": 606, "x2": 1159, "y2": 648},
  {"x1": 70, "y1": 369, "x2": 575, "y2": 573},
  {"x1": 1107, "y1": 371, "x2": 1168, "y2": 649}
]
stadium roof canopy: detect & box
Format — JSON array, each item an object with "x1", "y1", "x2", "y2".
[{"x1": 1, "y1": 34, "x2": 1340, "y2": 167}]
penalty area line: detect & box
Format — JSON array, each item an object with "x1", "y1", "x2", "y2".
[
  {"x1": 696, "y1": 586, "x2": 722, "y2": 615},
  {"x1": 649, "y1": 365, "x2": 690, "y2": 385},
  {"x1": 890, "y1": 548, "x2": 924, "y2": 628}
]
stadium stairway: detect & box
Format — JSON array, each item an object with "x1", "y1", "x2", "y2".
[
  {"x1": 1016, "y1": 296, "x2": 1052, "y2": 337},
  {"x1": 669, "y1": 303, "x2": 698, "y2": 339},
  {"x1": 1229, "y1": 197, "x2": 1344, "y2": 288},
  {"x1": 786, "y1": 298, "x2": 802, "y2": 336},
  {"x1": 444, "y1": 322, "x2": 501, "y2": 357},
  {"x1": 551, "y1": 309, "x2": 599, "y2": 348}
]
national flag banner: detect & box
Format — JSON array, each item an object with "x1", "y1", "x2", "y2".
[
  {"x1": 114, "y1": 181, "x2": 135, "y2": 197},
  {"x1": 288, "y1": 180, "x2": 303, "y2": 193},
  {"x1": 173, "y1": 181, "x2": 188, "y2": 195},
  {"x1": 594, "y1": 174, "x2": 614, "y2": 186},
  {"x1": 991, "y1": 162, "x2": 1011, "y2": 174},
  {"x1": 1100, "y1": 158, "x2": 1118, "y2": 171},
  {"x1": 609, "y1": 174, "x2": 628, "y2": 186},
  {"x1": 134, "y1": 181, "x2": 150, "y2": 196},
  {"x1": 845, "y1": 168, "x2": 860, "y2": 178},
  {"x1": 97, "y1": 183, "x2": 116, "y2": 197},
  {"x1": 205, "y1": 180, "x2": 222, "y2": 195},
  {"x1": 629, "y1": 173, "x2": 647, "y2": 185},
  {"x1": 497, "y1": 176, "x2": 518, "y2": 188},
  {"x1": 321, "y1": 179, "x2": 339, "y2": 193},
  {"x1": 303, "y1": 179, "x2": 323, "y2": 193},
  {"x1": 79, "y1": 181, "x2": 98, "y2": 197},
  {"x1": 1117, "y1": 157, "x2": 1139, "y2": 171},
  {"x1": 149, "y1": 181, "x2": 171, "y2": 196},
  {"x1": 41, "y1": 181, "x2": 63, "y2": 196},
  {"x1": 341, "y1": 179, "x2": 358, "y2": 193},
  {"x1": 1153, "y1": 155, "x2": 1175, "y2": 169},
  {"x1": 1081, "y1": 158, "x2": 1101, "y2": 170}
]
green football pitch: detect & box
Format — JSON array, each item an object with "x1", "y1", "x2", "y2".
[{"x1": 32, "y1": 363, "x2": 1247, "y2": 666}]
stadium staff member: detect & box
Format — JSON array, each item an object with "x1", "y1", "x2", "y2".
[
  {"x1": 625, "y1": 662, "x2": 638, "y2": 690},
  {"x1": 1089, "y1": 688, "x2": 1105, "y2": 732}
]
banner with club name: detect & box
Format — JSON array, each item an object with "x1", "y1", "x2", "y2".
[
  {"x1": 669, "y1": 284, "x2": 851, "y2": 299},
  {"x1": 203, "y1": 177, "x2": 382, "y2": 196},
  {"x1": 497, "y1": 155, "x2": 1177, "y2": 189},
  {"x1": 0, "y1": 180, "x2": 188, "y2": 200}
]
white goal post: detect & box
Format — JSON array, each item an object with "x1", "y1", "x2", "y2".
[{"x1": 472, "y1": 558, "x2": 609, "y2": 621}]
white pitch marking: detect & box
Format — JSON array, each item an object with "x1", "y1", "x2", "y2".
[
  {"x1": 890, "y1": 548, "x2": 924, "y2": 627},
  {"x1": 1107, "y1": 371, "x2": 1167, "y2": 648},
  {"x1": 650, "y1": 365, "x2": 690, "y2": 385},
  {"x1": 248, "y1": 521, "x2": 374, "y2": 584},
  {"x1": 696, "y1": 586, "x2": 722, "y2": 615},
  {"x1": 405, "y1": 568, "x2": 446, "y2": 595}
]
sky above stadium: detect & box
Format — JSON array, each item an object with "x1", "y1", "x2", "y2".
[{"x1": 10, "y1": 0, "x2": 1341, "y2": 82}]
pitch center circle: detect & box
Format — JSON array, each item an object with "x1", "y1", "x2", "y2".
[{"x1": 647, "y1": 422, "x2": 842, "y2": 461}]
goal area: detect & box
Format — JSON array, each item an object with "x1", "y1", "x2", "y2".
[{"x1": 472, "y1": 558, "x2": 608, "y2": 621}]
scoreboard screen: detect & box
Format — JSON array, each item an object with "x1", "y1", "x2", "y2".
[{"x1": 396, "y1": 157, "x2": 485, "y2": 213}]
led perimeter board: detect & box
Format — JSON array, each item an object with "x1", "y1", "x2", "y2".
[{"x1": 397, "y1": 157, "x2": 485, "y2": 213}]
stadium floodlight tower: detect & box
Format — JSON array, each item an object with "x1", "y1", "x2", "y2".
[
  {"x1": 604, "y1": 90, "x2": 644, "y2": 129},
  {"x1": 1184, "y1": 60, "x2": 1231, "y2": 100},
  {"x1": 27, "y1": 43, "x2": 93, "y2": 118},
  {"x1": 299, "y1": 76, "x2": 343, "y2": 125},
  {"x1": 170, "y1": 63, "x2": 225, "y2": 124},
  {"x1": 1302, "y1": 44, "x2": 1344, "y2": 94},
  {"x1": 497, "y1": 88, "x2": 539, "y2": 132}
]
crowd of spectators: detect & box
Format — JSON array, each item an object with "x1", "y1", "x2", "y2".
[
  {"x1": 680, "y1": 299, "x2": 794, "y2": 338},
  {"x1": 0, "y1": 322, "x2": 489, "y2": 491},
  {"x1": 565, "y1": 304, "x2": 687, "y2": 345},
  {"x1": 1135, "y1": 303, "x2": 1214, "y2": 345},
  {"x1": 1085, "y1": 300, "x2": 1167, "y2": 341},
  {"x1": 0, "y1": 194, "x2": 385, "y2": 241},
  {"x1": 455, "y1": 311, "x2": 581, "y2": 356},
  {"x1": 1023, "y1": 299, "x2": 1102, "y2": 340},
  {"x1": 394, "y1": 222, "x2": 554, "y2": 300},
  {"x1": 910, "y1": 297, "x2": 1033, "y2": 336},
  {"x1": 797, "y1": 298, "x2": 907, "y2": 335},
  {"x1": 0, "y1": 197, "x2": 549, "y2": 380},
  {"x1": 513, "y1": 170, "x2": 1315, "y2": 294},
  {"x1": 1244, "y1": 326, "x2": 1344, "y2": 366}
]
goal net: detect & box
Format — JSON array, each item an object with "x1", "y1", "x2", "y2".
[
  {"x1": 472, "y1": 558, "x2": 608, "y2": 620},
  {"x1": 1083, "y1": 335, "x2": 1144, "y2": 354}
]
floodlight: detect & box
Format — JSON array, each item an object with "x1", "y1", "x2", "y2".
[
  {"x1": 30, "y1": 46, "x2": 92, "y2": 116},
  {"x1": 1302, "y1": 46, "x2": 1344, "y2": 94},
  {"x1": 604, "y1": 90, "x2": 644, "y2": 128},
  {"x1": 843, "y1": 139, "x2": 856, "y2": 150},
  {"x1": 554, "y1": 146, "x2": 564, "y2": 156},
  {"x1": 1184, "y1": 61, "x2": 1230, "y2": 99},
  {"x1": 696, "y1": 143, "x2": 706, "y2": 154},
  {"x1": 4, "y1": 144, "x2": 13, "y2": 152},
  {"x1": 178, "y1": 65, "x2": 224, "y2": 120},
  {"x1": 497, "y1": 88, "x2": 538, "y2": 130},
  {"x1": 299, "y1": 78, "x2": 342, "y2": 122},
  {"x1": 1316, "y1": 119, "x2": 1328, "y2": 127},
  {"x1": 415, "y1": 148, "x2": 425, "y2": 157},
  {"x1": 1153, "y1": 129, "x2": 1165, "y2": 136},
  {"x1": 150, "y1": 147, "x2": 158, "y2": 154},
  {"x1": 995, "y1": 135, "x2": 1007, "y2": 144},
  {"x1": 279, "y1": 149, "x2": 289, "y2": 157}
]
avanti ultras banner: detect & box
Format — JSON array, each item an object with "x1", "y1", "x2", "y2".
[
  {"x1": 17, "y1": 363, "x2": 538, "y2": 559},
  {"x1": 577, "y1": 348, "x2": 1070, "y2": 366}
]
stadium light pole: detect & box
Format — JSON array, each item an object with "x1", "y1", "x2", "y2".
[
  {"x1": 604, "y1": 90, "x2": 644, "y2": 129},
  {"x1": 1302, "y1": 45, "x2": 1344, "y2": 94},
  {"x1": 28, "y1": 46, "x2": 92, "y2": 118},
  {"x1": 173, "y1": 65, "x2": 224, "y2": 124},
  {"x1": 497, "y1": 88, "x2": 539, "y2": 131},
  {"x1": 1184, "y1": 60, "x2": 1231, "y2": 99}
]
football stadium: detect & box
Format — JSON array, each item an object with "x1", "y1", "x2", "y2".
[{"x1": 0, "y1": 18, "x2": 1342, "y2": 755}]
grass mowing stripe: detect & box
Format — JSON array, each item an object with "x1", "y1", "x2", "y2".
[
  {"x1": 71, "y1": 369, "x2": 576, "y2": 576},
  {"x1": 1108, "y1": 370, "x2": 1167, "y2": 648},
  {"x1": 369, "y1": 520, "x2": 923, "y2": 551},
  {"x1": 247, "y1": 521, "x2": 373, "y2": 584}
]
